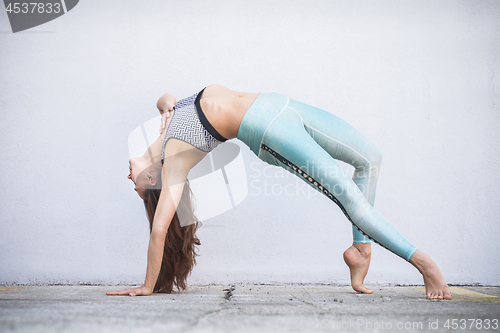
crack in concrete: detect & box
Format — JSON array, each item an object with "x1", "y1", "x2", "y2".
[
  {"x1": 290, "y1": 293, "x2": 321, "y2": 309},
  {"x1": 223, "y1": 285, "x2": 235, "y2": 301}
]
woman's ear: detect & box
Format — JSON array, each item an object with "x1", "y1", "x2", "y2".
[{"x1": 147, "y1": 170, "x2": 157, "y2": 187}]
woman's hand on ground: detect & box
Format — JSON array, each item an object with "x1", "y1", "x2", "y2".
[{"x1": 106, "y1": 284, "x2": 152, "y2": 297}]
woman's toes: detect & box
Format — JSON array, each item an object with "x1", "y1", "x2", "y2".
[{"x1": 353, "y1": 284, "x2": 373, "y2": 294}]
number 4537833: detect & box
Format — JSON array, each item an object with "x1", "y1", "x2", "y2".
[
  {"x1": 5, "y1": 2, "x2": 62, "y2": 14},
  {"x1": 443, "y1": 319, "x2": 498, "y2": 330}
]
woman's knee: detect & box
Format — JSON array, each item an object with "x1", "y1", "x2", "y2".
[{"x1": 354, "y1": 144, "x2": 382, "y2": 175}]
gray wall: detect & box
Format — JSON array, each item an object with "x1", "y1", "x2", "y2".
[{"x1": 1, "y1": 0, "x2": 499, "y2": 287}]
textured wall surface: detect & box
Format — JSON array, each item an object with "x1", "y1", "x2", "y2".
[{"x1": 1, "y1": 0, "x2": 499, "y2": 287}]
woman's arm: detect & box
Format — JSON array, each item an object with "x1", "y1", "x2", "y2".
[
  {"x1": 107, "y1": 163, "x2": 188, "y2": 297},
  {"x1": 157, "y1": 93, "x2": 177, "y2": 134},
  {"x1": 143, "y1": 166, "x2": 187, "y2": 292}
]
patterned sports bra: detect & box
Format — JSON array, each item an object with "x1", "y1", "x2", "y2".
[{"x1": 161, "y1": 88, "x2": 228, "y2": 164}]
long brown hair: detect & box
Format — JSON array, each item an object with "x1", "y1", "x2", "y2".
[{"x1": 143, "y1": 179, "x2": 202, "y2": 293}]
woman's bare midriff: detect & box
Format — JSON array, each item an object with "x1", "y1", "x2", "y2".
[{"x1": 199, "y1": 84, "x2": 259, "y2": 140}]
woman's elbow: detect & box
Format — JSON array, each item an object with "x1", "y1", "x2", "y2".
[
  {"x1": 151, "y1": 226, "x2": 169, "y2": 238},
  {"x1": 157, "y1": 93, "x2": 177, "y2": 111}
]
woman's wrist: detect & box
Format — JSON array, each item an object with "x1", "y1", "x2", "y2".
[{"x1": 142, "y1": 283, "x2": 154, "y2": 294}]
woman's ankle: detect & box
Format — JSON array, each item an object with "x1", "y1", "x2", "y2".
[
  {"x1": 410, "y1": 250, "x2": 431, "y2": 273},
  {"x1": 352, "y1": 243, "x2": 372, "y2": 256}
]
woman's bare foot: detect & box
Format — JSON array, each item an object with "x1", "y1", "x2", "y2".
[
  {"x1": 410, "y1": 250, "x2": 451, "y2": 300},
  {"x1": 343, "y1": 243, "x2": 373, "y2": 294}
]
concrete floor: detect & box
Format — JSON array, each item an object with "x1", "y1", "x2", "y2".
[{"x1": 0, "y1": 284, "x2": 499, "y2": 332}]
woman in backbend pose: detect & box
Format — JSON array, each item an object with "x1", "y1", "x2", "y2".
[{"x1": 107, "y1": 84, "x2": 451, "y2": 300}]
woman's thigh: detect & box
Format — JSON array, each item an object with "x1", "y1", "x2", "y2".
[
  {"x1": 287, "y1": 98, "x2": 382, "y2": 169},
  {"x1": 259, "y1": 107, "x2": 367, "y2": 210}
]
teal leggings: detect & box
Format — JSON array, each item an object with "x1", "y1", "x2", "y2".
[{"x1": 237, "y1": 93, "x2": 417, "y2": 262}]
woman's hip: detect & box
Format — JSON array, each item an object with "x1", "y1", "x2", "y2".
[{"x1": 236, "y1": 92, "x2": 291, "y2": 156}]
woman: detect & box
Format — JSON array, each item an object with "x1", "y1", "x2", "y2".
[{"x1": 107, "y1": 84, "x2": 452, "y2": 300}]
